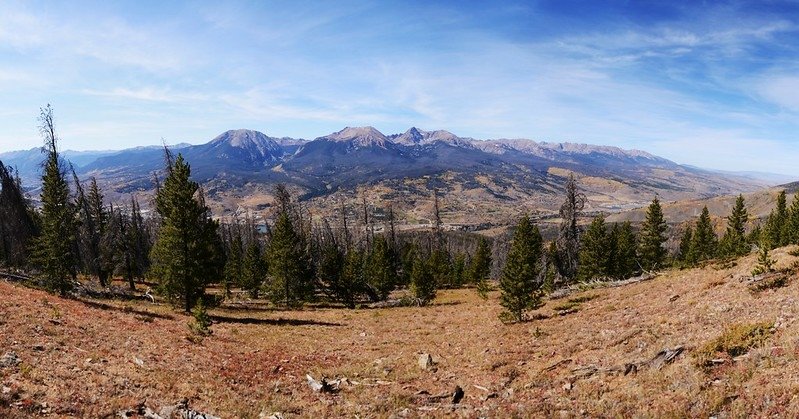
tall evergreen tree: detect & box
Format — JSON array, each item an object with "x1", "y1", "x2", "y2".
[
  {"x1": 499, "y1": 215, "x2": 544, "y2": 322},
  {"x1": 556, "y1": 174, "x2": 586, "y2": 281},
  {"x1": 719, "y1": 195, "x2": 750, "y2": 258},
  {"x1": 398, "y1": 242, "x2": 417, "y2": 287},
  {"x1": 31, "y1": 105, "x2": 78, "y2": 295},
  {"x1": 469, "y1": 237, "x2": 492, "y2": 285},
  {"x1": 0, "y1": 162, "x2": 37, "y2": 267},
  {"x1": 364, "y1": 235, "x2": 396, "y2": 300},
  {"x1": 678, "y1": 225, "x2": 693, "y2": 263},
  {"x1": 120, "y1": 196, "x2": 151, "y2": 289},
  {"x1": 410, "y1": 253, "x2": 436, "y2": 305},
  {"x1": 451, "y1": 252, "x2": 468, "y2": 288},
  {"x1": 149, "y1": 153, "x2": 224, "y2": 311},
  {"x1": 786, "y1": 193, "x2": 799, "y2": 245},
  {"x1": 613, "y1": 221, "x2": 638, "y2": 278},
  {"x1": 338, "y1": 248, "x2": 365, "y2": 308},
  {"x1": 266, "y1": 211, "x2": 315, "y2": 307},
  {"x1": 577, "y1": 215, "x2": 609, "y2": 281},
  {"x1": 766, "y1": 190, "x2": 788, "y2": 249},
  {"x1": 543, "y1": 241, "x2": 560, "y2": 291},
  {"x1": 240, "y1": 241, "x2": 267, "y2": 298},
  {"x1": 222, "y1": 227, "x2": 243, "y2": 296},
  {"x1": 74, "y1": 175, "x2": 112, "y2": 286},
  {"x1": 687, "y1": 206, "x2": 717, "y2": 263},
  {"x1": 638, "y1": 197, "x2": 668, "y2": 271},
  {"x1": 428, "y1": 247, "x2": 453, "y2": 289},
  {"x1": 317, "y1": 230, "x2": 353, "y2": 307}
]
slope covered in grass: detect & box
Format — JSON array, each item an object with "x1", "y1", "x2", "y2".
[{"x1": 3, "y1": 247, "x2": 799, "y2": 417}]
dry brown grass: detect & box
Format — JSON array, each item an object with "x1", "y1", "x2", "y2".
[{"x1": 4, "y1": 247, "x2": 799, "y2": 417}]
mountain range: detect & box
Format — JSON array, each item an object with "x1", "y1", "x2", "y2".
[{"x1": 0, "y1": 127, "x2": 788, "y2": 223}]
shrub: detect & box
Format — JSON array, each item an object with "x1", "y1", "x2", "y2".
[
  {"x1": 188, "y1": 300, "x2": 213, "y2": 338},
  {"x1": 694, "y1": 322, "x2": 773, "y2": 369}
]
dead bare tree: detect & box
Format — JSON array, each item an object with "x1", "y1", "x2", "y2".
[{"x1": 556, "y1": 173, "x2": 586, "y2": 282}]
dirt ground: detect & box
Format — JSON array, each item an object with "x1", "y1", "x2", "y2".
[{"x1": 3, "y1": 247, "x2": 799, "y2": 418}]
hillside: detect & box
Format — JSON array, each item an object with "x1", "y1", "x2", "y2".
[
  {"x1": 3, "y1": 248, "x2": 799, "y2": 417},
  {"x1": 608, "y1": 187, "x2": 794, "y2": 229},
  {"x1": 0, "y1": 128, "x2": 775, "y2": 225}
]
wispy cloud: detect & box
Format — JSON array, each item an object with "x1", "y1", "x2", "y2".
[
  {"x1": 0, "y1": 1, "x2": 798, "y2": 175},
  {"x1": 82, "y1": 87, "x2": 208, "y2": 103}
]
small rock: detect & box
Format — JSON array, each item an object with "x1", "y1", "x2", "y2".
[
  {"x1": 452, "y1": 385, "x2": 464, "y2": 404},
  {"x1": 133, "y1": 356, "x2": 145, "y2": 367},
  {"x1": 306, "y1": 374, "x2": 324, "y2": 392},
  {"x1": 31, "y1": 344, "x2": 45, "y2": 351},
  {"x1": 418, "y1": 353, "x2": 434, "y2": 370},
  {"x1": 390, "y1": 408, "x2": 411, "y2": 418},
  {"x1": 259, "y1": 411, "x2": 284, "y2": 419},
  {"x1": 0, "y1": 352, "x2": 20, "y2": 368},
  {"x1": 669, "y1": 294, "x2": 680, "y2": 302},
  {"x1": 306, "y1": 374, "x2": 337, "y2": 393},
  {"x1": 480, "y1": 392, "x2": 498, "y2": 401},
  {"x1": 562, "y1": 382, "x2": 573, "y2": 391}
]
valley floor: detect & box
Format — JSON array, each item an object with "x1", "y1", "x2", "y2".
[{"x1": 3, "y1": 248, "x2": 799, "y2": 417}]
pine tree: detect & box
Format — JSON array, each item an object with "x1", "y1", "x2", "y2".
[
  {"x1": 577, "y1": 215, "x2": 609, "y2": 281},
  {"x1": 398, "y1": 242, "x2": 417, "y2": 287},
  {"x1": 766, "y1": 190, "x2": 788, "y2": 249},
  {"x1": 410, "y1": 253, "x2": 436, "y2": 305},
  {"x1": 556, "y1": 174, "x2": 586, "y2": 281},
  {"x1": 678, "y1": 225, "x2": 693, "y2": 264},
  {"x1": 364, "y1": 235, "x2": 396, "y2": 300},
  {"x1": 687, "y1": 206, "x2": 717, "y2": 264},
  {"x1": 149, "y1": 153, "x2": 224, "y2": 311},
  {"x1": 787, "y1": 193, "x2": 799, "y2": 245},
  {"x1": 31, "y1": 105, "x2": 78, "y2": 295},
  {"x1": 542, "y1": 241, "x2": 559, "y2": 293},
  {"x1": 0, "y1": 162, "x2": 37, "y2": 267},
  {"x1": 337, "y1": 248, "x2": 365, "y2": 308},
  {"x1": 318, "y1": 233, "x2": 353, "y2": 307},
  {"x1": 638, "y1": 197, "x2": 668, "y2": 271},
  {"x1": 121, "y1": 196, "x2": 150, "y2": 289},
  {"x1": 74, "y1": 176, "x2": 111, "y2": 286},
  {"x1": 240, "y1": 241, "x2": 267, "y2": 298},
  {"x1": 428, "y1": 247, "x2": 453, "y2": 289},
  {"x1": 606, "y1": 223, "x2": 619, "y2": 277},
  {"x1": 499, "y1": 215, "x2": 544, "y2": 322},
  {"x1": 719, "y1": 194, "x2": 750, "y2": 258},
  {"x1": 613, "y1": 221, "x2": 638, "y2": 278},
  {"x1": 266, "y1": 212, "x2": 315, "y2": 307},
  {"x1": 223, "y1": 228, "x2": 243, "y2": 296},
  {"x1": 752, "y1": 238, "x2": 775, "y2": 276},
  {"x1": 451, "y1": 252, "x2": 467, "y2": 288},
  {"x1": 469, "y1": 237, "x2": 492, "y2": 285}
]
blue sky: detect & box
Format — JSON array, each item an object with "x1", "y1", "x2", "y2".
[{"x1": 1, "y1": 0, "x2": 799, "y2": 174}]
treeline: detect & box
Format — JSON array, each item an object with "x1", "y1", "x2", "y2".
[
  {"x1": 218, "y1": 187, "x2": 495, "y2": 309},
  {"x1": 675, "y1": 190, "x2": 799, "y2": 268},
  {"x1": 495, "y1": 178, "x2": 670, "y2": 322}
]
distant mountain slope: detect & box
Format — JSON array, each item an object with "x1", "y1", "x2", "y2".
[{"x1": 0, "y1": 127, "x2": 781, "y2": 220}]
